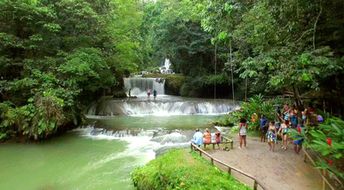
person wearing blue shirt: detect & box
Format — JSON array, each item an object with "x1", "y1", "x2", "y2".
[
  {"x1": 191, "y1": 129, "x2": 203, "y2": 147},
  {"x1": 260, "y1": 115, "x2": 268, "y2": 142}
]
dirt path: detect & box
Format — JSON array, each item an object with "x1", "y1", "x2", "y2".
[{"x1": 206, "y1": 137, "x2": 322, "y2": 190}]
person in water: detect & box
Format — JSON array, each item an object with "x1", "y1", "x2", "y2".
[
  {"x1": 192, "y1": 128, "x2": 203, "y2": 147},
  {"x1": 153, "y1": 89, "x2": 157, "y2": 100},
  {"x1": 239, "y1": 118, "x2": 247, "y2": 149},
  {"x1": 203, "y1": 128, "x2": 211, "y2": 147},
  {"x1": 267, "y1": 121, "x2": 277, "y2": 152},
  {"x1": 147, "y1": 89, "x2": 151, "y2": 98}
]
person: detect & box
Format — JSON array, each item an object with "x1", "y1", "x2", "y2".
[
  {"x1": 128, "y1": 88, "x2": 131, "y2": 98},
  {"x1": 260, "y1": 115, "x2": 268, "y2": 142},
  {"x1": 191, "y1": 129, "x2": 203, "y2": 147},
  {"x1": 278, "y1": 120, "x2": 289, "y2": 150},
  {"x1": 203, "y1": 128, "x2": 211, "y2": 147},
  {"x1": 251, "y1": 113, "x2": 258, "y2": 123},
  {"x1": 290, "y1": 110, "x2": 298, "y2": 128},
  {"x1": 293, "y1": 124, "x2": 304, "y2": 154},
  {"x1": 317, "y1": 115, "x2": 324, "y2": 123},
  {"x1": 147, "y1": 89, "x2": 151, "y2": 98},
  {"x1": 153, "y1": 89, "x2": 157, "y2": 100},
  {"x1": 239, "y1": 118, "x2": 248, "y2": 149},
  {"x1": 215, "y1": 131, "x2": 221, "y2": 148},
  {"x1": 267, "y1": 121, "x2": 277, "y2": 152},
  {"x1": 301, "y1": 111, "x2": 307, "y2": 126}
]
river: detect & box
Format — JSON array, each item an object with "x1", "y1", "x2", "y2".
[{"x1": 0, "y1": 78, "x2": 236, "y2": 190}]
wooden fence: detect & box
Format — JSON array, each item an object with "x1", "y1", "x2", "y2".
[
  {"x1": 303, "y1": 148, "x2": 344, "y2": 190},
  {"x1": 191, "y1": 143, "x2": 266, "y2": 190}
]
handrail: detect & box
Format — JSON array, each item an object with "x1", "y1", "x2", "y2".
[
  {"x1": 191, "y1": 143, "x2": 266, "y2": 190},
  {"x1": 303, "y1": 148, "x2": 344, "y2": 190}
]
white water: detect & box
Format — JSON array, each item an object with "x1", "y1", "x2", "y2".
[
  {"x1": 88, "y1": 99, "x2": 239, "y2": 116},
  {"x1": 74, "y1": 126, "x2": 191, "y2": 163},
  {"x1": 123, "y1": 77, "x2": 165, "y2": 96}
]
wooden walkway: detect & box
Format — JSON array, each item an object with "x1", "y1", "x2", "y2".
[{"x1": 205, "y1": 137, "x2": 323, "y2": 190}]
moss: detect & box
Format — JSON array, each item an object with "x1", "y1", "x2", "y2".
[
  {"x1": 131, "y1": 149, "x2": 251, "y2": 190},
  {"x1": 113, "y1": 90, "x2": 127, "y2": 98}
]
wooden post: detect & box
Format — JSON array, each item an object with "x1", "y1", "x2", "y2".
[
  {"x1": 322, "y1": 179, "x2": 326, "y2": 190},
  {"x1": 211, "y1": 158, "x2": 214, "y2": 165},
  {"x1": 231, "y1": 141, "x2": 233, "y2": 149},
  {"x1": 254, "y1": 180, "x2": 258, "y2": 190},
  {"x1": 228, "y1": 167, "x2": 231, "y2": 175},
  {"x1": 199, "y1": 151, "x2": 202, "y2": 156}
]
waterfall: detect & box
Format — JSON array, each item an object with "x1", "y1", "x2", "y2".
[
  {"x1": 124, "y1": 77, "x2": 165, "y2": 96},
  {"x1": 87, "y1": 99, "x2": 239, "y2": 116}
]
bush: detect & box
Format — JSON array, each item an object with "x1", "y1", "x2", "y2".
[
  {"x1": 305, "y1": 117, "x2": 344, "y2": 179},
  {"x1": 131, "y1": 149, "x2": 250, "y2": 190},
  {"x1": 214, "y1": 95, "x2": 276, "y2": 131}
]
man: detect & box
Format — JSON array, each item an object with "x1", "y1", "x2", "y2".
[
  {"x1": 191, "y1": 129, "x2": 203, "y2": 147},
  {"x1": 260, "y1": 115, "x2": 268, "y2": 142},
  {"x1": 153, "y1": 89, "x2": 157, "y2": 100}
]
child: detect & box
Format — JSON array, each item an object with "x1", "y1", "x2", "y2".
[
  {"x1": 267, "y1": 121, "x2": 277, "y2": 152},
  {"x1": 239, "y1": 118, "x2": 248, "y2": 149},
  {"x1": 215, "y1": 131, "x2": 221, "y2": 148}
]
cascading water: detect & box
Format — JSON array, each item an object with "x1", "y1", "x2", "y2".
[
  {"x1": 123, "y1": 77, "x2": 165, "y2": 96},
  {"x1": 87, "y1": 99, "x2": 238, "y2": 116}
]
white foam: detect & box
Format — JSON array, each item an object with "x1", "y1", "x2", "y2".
[{"x1": 72, "y1": 127, "x2": 190, "y2": 166}]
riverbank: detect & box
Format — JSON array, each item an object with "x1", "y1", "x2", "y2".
[{"x1": 131, "y1": 149, "x2": 251, "y2": 190}]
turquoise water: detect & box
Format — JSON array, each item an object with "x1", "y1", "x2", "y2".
[{"x1": 0, "y1": 115, "x2": 221, "y2": 190}]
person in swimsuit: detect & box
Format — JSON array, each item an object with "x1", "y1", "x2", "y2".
[
  {"x1": 278, "y1": 120, "x2": 289, "y2": 150},
  {"x1": 239, "y1": 118, "x2": 248, "y2": 149},
  {"x1": 267, "y1": 121, "x2": 277, "y2": 152}
]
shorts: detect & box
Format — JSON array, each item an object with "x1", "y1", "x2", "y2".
[
  {"x1": 294, "y1": 139, "x2": 303, "y2": 145},
  {"x1": 240, "y1": 135, "x2": 246, "y2": 138}
]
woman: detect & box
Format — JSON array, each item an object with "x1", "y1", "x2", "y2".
[
  {"x1": 215, "y1": 131, "x2": 221, "y2": 148},
  {"x1": 278, "y1": 120, "x2": 289, "y2": 150},
  {"x1": 239, "y1": 118, "x2": 248, "y2": 149},
  {"x1": 203, "y1": 128, "x2": 211, "y2": 147},
  {"x1": 267, "y1": 121, "x2": 277, "y2": 152}
]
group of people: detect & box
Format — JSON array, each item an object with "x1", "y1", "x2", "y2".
[
  {"x1": 192, "y1": 128, "x2": 221, "y2": 148},
  {"x1": 146, "y1": 89, "x2": 157, "y2": 99},
  {"x1": 248, "y1": 103, "x2": 322, "y2": 153}
]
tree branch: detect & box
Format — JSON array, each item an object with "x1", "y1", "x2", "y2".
[{"x1": 313, "y1": 1, "x2": 322, "y2": 50}]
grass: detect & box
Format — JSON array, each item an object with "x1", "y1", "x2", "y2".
[{"x1": 131, "y1": 149, "x2": 251, "y2": 190}]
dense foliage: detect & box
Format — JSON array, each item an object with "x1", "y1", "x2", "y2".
[
  {"x1": 0, "y1": 0, "x2": 142, "y2": 140},
  {"x1": 140, "y1": 0, "x2": 344, "y2": 110},
  {"x1": 305, "y1": 117, "x2": 344, "y2": 179},
  {"x1": 131, "y1": 149, "x2": 250, "y2": 190}
]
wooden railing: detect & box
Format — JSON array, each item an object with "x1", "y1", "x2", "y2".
[
  {"x1": 303, "y1": 148, "x2": 344, "y2": 190},
  {"x1": 191, "y1": 143, "x2": 266, "y2": 190}
]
